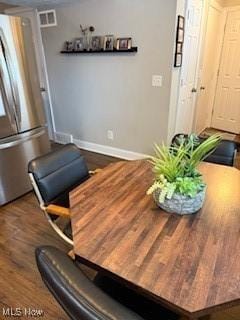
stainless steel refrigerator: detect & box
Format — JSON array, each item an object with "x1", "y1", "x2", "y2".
[{"x1": 0, "y1": 14, "x2": 50, "y2": 205}]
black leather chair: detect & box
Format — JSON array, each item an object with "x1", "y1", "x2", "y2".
[
  {"x1": 172, "y1": 134, "x2": 238, "y2": 167},
  {"x1": 35, "y1": 246, "x2": 178, "y2": 320},
  {"x1": 28, "y1": 144, "x2": 90, "y2": 245}
]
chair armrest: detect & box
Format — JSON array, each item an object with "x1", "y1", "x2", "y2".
[{"x1": 46, "y1": 205, "x2": 70, "y2": 218}]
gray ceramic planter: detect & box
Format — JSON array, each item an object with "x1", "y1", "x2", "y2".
[{"x1": 153, "y1": 187, "x2": 206, "y2": 215}]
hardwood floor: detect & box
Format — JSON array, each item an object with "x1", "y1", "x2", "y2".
[
  {"x1": 0, "y1": 193, "x2": 68, "y2": 319},
  {"x1": 0, "y1": 148, "x2": 239, "y2": 320}
]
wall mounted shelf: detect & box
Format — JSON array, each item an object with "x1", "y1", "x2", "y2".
[{"x1": 60, "y1": 47, "x2": 138, "y2": 54}]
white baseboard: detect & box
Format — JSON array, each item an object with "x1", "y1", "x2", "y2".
[
  {"x1": 73, "y1": 138, "x2": 149, "y2": 160},
  {"x1": 53, "y1": 132, "x2": 148, "y2": 160},
  {"x1": 54, "y1": 132, "x2": 149, "y2": 160}
]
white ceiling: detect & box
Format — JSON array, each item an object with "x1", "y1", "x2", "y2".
[{"x1": 0, "y1": 0, "x2": 79, "y2": 8}]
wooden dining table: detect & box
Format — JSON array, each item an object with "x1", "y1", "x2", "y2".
[{"x1": 70, "y1": 160, "x2": 240, "y2": 320}]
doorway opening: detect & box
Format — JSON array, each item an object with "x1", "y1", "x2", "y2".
[{"x1": 175, "y1": 0, "x2": 240, "y2": 140}]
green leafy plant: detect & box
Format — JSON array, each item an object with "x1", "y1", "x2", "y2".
[{"x1": 147, "y1": 134, "x2": 221, "y2": 203}]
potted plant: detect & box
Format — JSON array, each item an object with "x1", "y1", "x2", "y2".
[{"x1": 147, "y1": 134, "x2": 221, "y2": 215}]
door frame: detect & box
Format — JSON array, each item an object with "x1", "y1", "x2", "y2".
[
  {"x1": 173, "y1": 0, "x2": 205, "y2": 135},
  {"x1": 171, "y1": 0, "x2": 240, "y2": 137},
  {"x1": 4, "y1": 6, "x2": 55, "y2": 140},
  {"x1": 193, "y1": 0, "x2": 226, "y2": 133},
  {"x1": 193, "y1": 3, "x2": 240, "y2": 134}
]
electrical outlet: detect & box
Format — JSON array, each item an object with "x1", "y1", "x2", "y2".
[
  {"x1": 152, "y1": 75, "x2": 163, "y2": 87},
  {"x1": 107, "y1": 130, "x2": 114, "y2": 140}
]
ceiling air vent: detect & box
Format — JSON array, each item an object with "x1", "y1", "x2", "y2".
[{"x1": 38, "y1": 10, "x2": 57, "y2": 28}]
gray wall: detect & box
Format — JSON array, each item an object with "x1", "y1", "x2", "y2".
[{"x1": 41, "y1": 0, "x2": 177, "y2": 154}]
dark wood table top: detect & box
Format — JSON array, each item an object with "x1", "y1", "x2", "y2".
[{"x1": 70, "y1": 160, "x2": 240, "y2": 319}]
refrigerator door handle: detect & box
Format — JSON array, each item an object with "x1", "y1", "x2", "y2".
[
  {"x1": 0, "y1": 128, "x2": 46, "y2": 150},
  {"x1": 0, "y1": 71, "x2": 15, "y2": 127},
  {"x1": 0, "y1": 43, "x2": 17, "y2": 131},
  {"x1": 0, "y1": 31, "x2": 21, "y2": 129}
]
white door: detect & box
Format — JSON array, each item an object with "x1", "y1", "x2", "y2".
[
  {"x1": 194, "y1": 0, "x2": 224, "y2": 134},
  {"x1": 5, "y1": 7, "x2": 55, "y2": 139},
  {"x1": 175, "y1": 0, "x2": 203, "y2": 134},
  {"x1": 211, "y1": 9, "x2": 240, "y2": 134}
]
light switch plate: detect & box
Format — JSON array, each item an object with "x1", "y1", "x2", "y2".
[{"x1": 152, "y1": 75, "x2": 163, "y2": 87}]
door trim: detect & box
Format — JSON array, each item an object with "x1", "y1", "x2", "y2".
[
  {"x1": 174, "y1": 0, "x2": 204, "y2": 135},
  {"x1": 209, "y1": 5, "x2": 227, "y2": 130},
  {"x1": 193, "y1": 0, "x2": 225, "y2": 133}
]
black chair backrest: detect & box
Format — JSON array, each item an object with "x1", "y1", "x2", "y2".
[
  {"x1": 172, "y1": 134, "x2": 237, "y2": 167},
  {"x1": 35, "y1": 246, "x2": 144, "y2": 320},
  {"x1": 28, "y1": 144, "x2": 89, "y2": 206}
]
